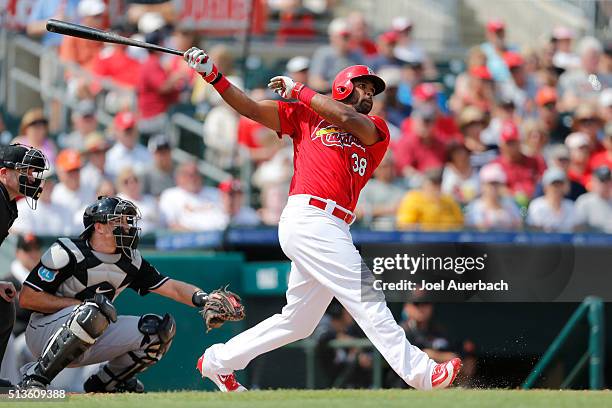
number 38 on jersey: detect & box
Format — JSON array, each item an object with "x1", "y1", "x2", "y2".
[{"x1": 351, "y1": 153, "x2": 367, "y2": 176}]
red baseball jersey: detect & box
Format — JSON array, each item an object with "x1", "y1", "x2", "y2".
[{"x1": 277, "y1": 101, "x2": 390, "y2": 211}]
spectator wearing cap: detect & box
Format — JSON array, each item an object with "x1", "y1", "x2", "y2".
[
  {"x1": 451, "y1": 46, "x2": 487, "y2": 108},
  {"x1": 346, "y1": 12, "x2": 378, "y2": 57},
  {"x1": 500, "y1": 51, "x2": 538, "y2": 116},
  {"x1": 534, "y1": 86, "x2": 571, "y2": 144},
  {"x1": 369, "y1": 31, "x2": 401, "y2": 72},
  {"x1": 309, "y1": 18, "x2": 365, "y2": 92},
  {"x1": 534, "y1": 144, "x2": 587, "y2": 202},
  {"x1": 51, "y1": 149, "x2": 96, "y2": 222},
  {"x1": 527, "y1": 167, "x2": 578, "y2": 232},
  {"x1": 80, "y1": 132, "x2": 111, "y2": 191},
  {"x1": 394, "y1": 48, "x2": 427, "y2": 109},
  {"x1": 442, "y1": 143, "x2": 479, "y2": 207},
  {"x1": 479, "y1": 92, "x2": 518, "y2": 147},
  {"x1": 142, "y1": 135, "x2": 175, "y2": 197},
  {"x1": 286, "y1": 56, "x2": 310, "y2": 85},
  {"x1": 356, "y1": 151, "x2": 405, "y2": 230},
  {"x1": 116, "y1": 167, "x2": 161, "y2": 234},
  {"x1": 374, "y1": 68, "x2": 407, "y2": 131},
  {"x1": 565, "y1": 132, "x2": 592, "y2": 188},
  {"x1": 575, "y1": 166, "x2": 612, "y2": 232},
  {"x1": 12, "y1": 170, "x2": 75, "y2": 237},
  {"x1": 136, "y1": 12, "x2": 183, "y2": 139},
  {"x1": 599, "y1": 88, "x2": 612, "y2": 123},
  {"x1": 480, "y1": 18, "x2": 516, "y2": 82},
  {"x1": 572, "y1": 104, "x2": 604, "y2": 154},
  {"x1": 57, "y1": 100, "x2": 98, "y2": 150},
  {"x1": 14, "y1": 108, "x2": 58, "y2": 165},
  {"x1": 465, "y1": 163, "x2": 522, "y2": 231},
  {"x1": 159, "y1": 161, "x2": 228, "y2": 231},
  {"x1": 218, "y1": 179, "x2": 260, "y2": 227},
  {"x1": 59, "y1": 0, "x2": 106, "y2": 72},
  {"x1": 458, "y1": 106, "x2": 498, "y2": 170},
  {"x1": 450, "y1": 65, "x2": 495, "y2": 114},
  {"x1": 105, "y1": 111, "x2": 152, "y2": 178},
  {"x1": 551, "y1": 26, "x2": 579, "y2": 71},
  {"x1": 492, "y1": 121, "x2": 544, "y2": 201},
  {"x1": 392, "y1": 106, "x2": 447, "y2": 185},
  {"x1": 391, "y1": 17, "x2": 434, "y2": 79},
  {"x1": 401, "y1": 82, "x2": 461, "y2": 143},
  {"x1": 559, "y1": 37, "x2": 612, "y2": 111},
  {"x1": 396, "y1": 168, "x2": 463, "y2": 231}
]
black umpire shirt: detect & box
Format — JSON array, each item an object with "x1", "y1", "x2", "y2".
[{"x1": 0, "y1": 182, "x2": 18, "y2": 246}]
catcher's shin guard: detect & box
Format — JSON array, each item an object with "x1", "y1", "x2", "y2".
[
  {"x1": 20, "y1": 303, "x2": 111, "y2": 388},
  {"x1": 84, "y1": 313, "x2": 176, "y2": 392}
]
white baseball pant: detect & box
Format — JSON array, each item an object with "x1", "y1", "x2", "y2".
[{"x1": 203, "y1": 194, "x2": 436, "y2": 389}]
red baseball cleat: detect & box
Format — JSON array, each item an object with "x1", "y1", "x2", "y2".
[
  {"x1": 196, "y1": 354, "x2": 247, "y2": 392},
  {"x1": 431, "y1": 357, "x2": 462, "y2": 389}
]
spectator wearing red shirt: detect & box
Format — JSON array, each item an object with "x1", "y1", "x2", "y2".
[
  {"x1": 589, "y1": 123, "x2": 612, "y2": 173},
  {"x1": 92, "y1": 43, "x2": 142, "y2": 88},
  {"x1": 393, "y1": 106, "x2": 447, "y2": 185},
  {"x1": 136, "y1": 13, "x2": 183, "y2": 138},
  {"x1": 347, "y1": 12, "x2": 378, "y2": 57},
  {"x1": 276, "y1": 0, "x2": 316, "y2": 43},
  {"x1": 493, "y1": 121, "x2": 544, "y2": 201},
  {"x1": 565, "y1": 132, "x2": 592, "y2": 188},
  {"x1": 401, "y1": 83, "x2": 461, "y2": 143}
]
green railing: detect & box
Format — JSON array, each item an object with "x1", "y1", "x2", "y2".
[{"x1": 522, "y1": 296, "x2": 605, "y2": 390}]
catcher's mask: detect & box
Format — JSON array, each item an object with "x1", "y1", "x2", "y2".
[
  {"x1": 81, "y1": 196, "x2": 142, "y2": 257},
  {"x1": 0, "y1": 144, "x2": 49, "y2": 209}
]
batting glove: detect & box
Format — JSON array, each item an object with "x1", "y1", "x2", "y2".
[
  {"x1": 184, "y1": 47, "x2": 219, "y2": 83},
  {"x1": 268, "y1": 76, "x2": 307, "y2": 100}
]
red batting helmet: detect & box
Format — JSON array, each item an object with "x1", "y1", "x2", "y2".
[{"x1": 332, "y1": 65, "x2": 386, "y2": 101}]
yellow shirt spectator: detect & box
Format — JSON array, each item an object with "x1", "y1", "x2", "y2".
[{"x1": 396, "y1": 171, "x2": 464, "y2": 230}]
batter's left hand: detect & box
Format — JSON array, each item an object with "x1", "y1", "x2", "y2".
[{"x1": 268, "y1": 76, "x2": 299, "y2": 99}]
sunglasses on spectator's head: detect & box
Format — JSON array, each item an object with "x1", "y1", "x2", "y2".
[
  {"x1": 542, "y1": 102, "x2": 556, "y2": 109},
  {"x1": 122, "y1": 176, "x2": 139, "y2": 185},
  {"x1": 28, "y1": 119, "x2": 48, "y2": 128}
]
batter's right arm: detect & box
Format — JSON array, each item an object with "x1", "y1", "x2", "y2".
[
  {"x1": 19, "y1": 285, "x2": 81, "y2": 314},
  {"x1": 184, "y1": 48, "x2": 281, "y2": 132}
]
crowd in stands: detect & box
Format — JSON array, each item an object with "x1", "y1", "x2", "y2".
[{"x1": 5, "y1": 0, "x2": 611, "y2": 236}]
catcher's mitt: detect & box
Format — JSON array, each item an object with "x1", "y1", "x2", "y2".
[{"x1": 199, "y1": 286, "x2": 245, "y2": 332}]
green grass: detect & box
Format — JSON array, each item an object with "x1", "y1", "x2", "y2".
[{"x1": 3, "y1": 389, "x2": 612, "y2": 408}]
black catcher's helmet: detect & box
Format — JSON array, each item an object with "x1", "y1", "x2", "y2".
[
  {"x1": 0, "y1": 143, "x2": 49, "y2": 209},
  {"x1": 81, "y1": 196, "x2": 141, "y2": 256}
]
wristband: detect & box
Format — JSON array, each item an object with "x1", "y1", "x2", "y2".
[
  {"x1": 212, "y1": 74, "x2": 231, "y2": 94},
  {"x1": 192, "y1": 290, "x2": 208, "y2": 307},
  {"x1": 293, "y1": 82, "x2": 316, "y2": 106},
  {"x1": 201, "y1": 64, "x2": 219, "y2": 83}
]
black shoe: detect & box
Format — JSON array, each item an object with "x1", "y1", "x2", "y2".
[
  {"x1": 0, "y1": 378, "x2": 14, "y2": 394},
  {"x1": 84, "y1": 374, "x2": 144, "y2": 393},
  {"x1": 18, "y1": 376, "x2": 47, "y2": 390},
  {"x1": 115, "y1": 378, "x2": 144, "y2": 393}
]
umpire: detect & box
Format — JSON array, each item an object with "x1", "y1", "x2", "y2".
[{"x1": 0, "y1": 144, "x2": 48, "y2": 388}]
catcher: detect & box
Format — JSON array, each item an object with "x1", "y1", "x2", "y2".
[{"x1": 17, "y1": 196, "x2": 244, "y2": 392}]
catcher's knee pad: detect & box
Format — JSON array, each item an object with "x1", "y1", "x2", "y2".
[
  {"x1": 84, "y1": 313, "x2": 176, "y2": 392},
  {"x1": 23, "y1": 303, "x2": 110, "y2": 386}
]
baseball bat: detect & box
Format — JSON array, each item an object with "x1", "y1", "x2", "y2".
[{"x1": 45, "y1": 19, "x2": 184, "y2": 56}]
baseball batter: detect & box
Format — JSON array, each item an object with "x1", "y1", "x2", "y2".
[{"x1": 184, "y1": 48, "x2": 462, "y2": 391}]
